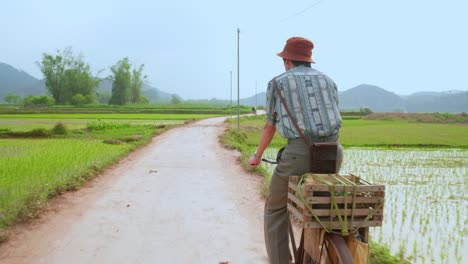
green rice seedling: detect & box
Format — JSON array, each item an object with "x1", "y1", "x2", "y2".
[
  {"x1": 413, "y1": 240, "x2": 418, "y2": 260},
  {"x1": 51, "y1": 122, "x2": 68, "y2": 135}
]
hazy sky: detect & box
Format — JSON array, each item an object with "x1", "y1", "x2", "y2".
[{"x1": 2, "y1": 0, "x2": 467, "y2": 99}]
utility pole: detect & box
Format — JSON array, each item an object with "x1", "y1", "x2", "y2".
[
  {"x1": 230, "y1": 70, "x2": 232, "y2": 118},
  {"x1": 237, "y1": 28, "x2": 240, "y2": 130},
  {"x1": 255, "y1": 80, "x2": 258, "y2": 110}
]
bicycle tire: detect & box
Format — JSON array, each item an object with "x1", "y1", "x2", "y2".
[{"x1": 323, "y1": 233, "x2": 354, "y2": 264}]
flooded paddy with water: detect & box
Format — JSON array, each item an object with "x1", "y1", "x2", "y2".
[{"x1": 261, "y1": 148, "x2": 467, "y2": 264}]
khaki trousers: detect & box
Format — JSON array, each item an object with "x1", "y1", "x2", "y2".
[{"x1": 264, "y1": 137, "x2": 343, "y2": 264}]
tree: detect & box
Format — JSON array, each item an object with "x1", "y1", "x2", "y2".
[
  {"x1": 171, "y1": 94, "x2": 182, "y2": 104},
  {"x1": 61, "y1": 56, "x2": 100, "y2": 104},
  {"x1": 37, "y1": 47, "x2": 73, "y2": 104},
  {"x1": 130, "y1": 64, "x2": 146, "y2": 104},
  {"x1": 108, "y1": 58, "x2": 146, "y2": 105},
  {"x1": 139, "y1": 96, "x2": 150, "y2": 104},
  {"x1": 96, "y1": 90, "x2": 112, "y2": 104},
  {"x1": 109, "y1": 58, "x2": 131, "y2": 105},
  {"x1": 71, "y1": 94, "x2": 87, "y2": 106},
  {"x1": 37, "y1": 47, "x2": 99, "y2": 104},
  {"x1": 23, "y1": 95, "x2": 55, "y2": 107},
  {"x1": 4, "y1": 93, "x2": 23, "y2": 105}
]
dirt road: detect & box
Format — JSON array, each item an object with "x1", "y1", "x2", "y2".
[{"x1": 0, "y1": 117, "x2": 268, "y2": 264}]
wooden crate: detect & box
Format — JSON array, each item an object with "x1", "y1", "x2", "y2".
[{"x1": 287, "y1": 174, "x2": 385, "y2": 230}]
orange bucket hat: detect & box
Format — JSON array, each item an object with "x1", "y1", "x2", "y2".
[{"x1": 277, "y1": 36, "x2": 315, "y2": 63}]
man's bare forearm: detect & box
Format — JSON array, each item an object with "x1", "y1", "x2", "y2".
[{"x1": 255, "y1": 123, "x2": 276, "y2": 157}]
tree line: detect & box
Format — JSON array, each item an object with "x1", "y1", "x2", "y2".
[{"x1": 4, "y1": 47, "x2": 148, "y2": 107}]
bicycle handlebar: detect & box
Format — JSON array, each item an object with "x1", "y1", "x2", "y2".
[{"x1": 261, "y1": 158, "x2": 278, "y2": 164}]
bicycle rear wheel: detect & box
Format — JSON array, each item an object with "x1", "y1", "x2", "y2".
[{"x1": 322, "y1": 233, "x2": 353, "y2": 264}]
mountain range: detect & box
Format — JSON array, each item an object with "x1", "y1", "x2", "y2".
[{"x1": 1, "y1": 62, "x2": 466, "y2": 112}]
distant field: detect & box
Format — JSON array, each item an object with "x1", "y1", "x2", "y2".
[
  {"x1": 0, "y1": 113, "x2": 220, "y2": 120},
  {"x1": 0, "y1": 103, "x2": 253, "y2": 115},
  {"x1": 340, "y1": 119, "x2": 467, "y2": 147},
  {"x1": 0, "y1": 113, "x2": 218, "y2": 131},
  {"x1": 225, "y1": 115, "x2": 468, "y2": 148}
]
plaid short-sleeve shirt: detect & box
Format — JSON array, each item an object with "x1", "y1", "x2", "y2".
[{"x1": 266, "y1": 66, "x2": 342, "y2": 140}]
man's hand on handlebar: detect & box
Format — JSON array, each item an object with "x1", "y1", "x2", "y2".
[
  {"x1": 248, "y1": 151, "x2": 278, "y2": 166},
  {"x1": 248, "y1": 154, "x2": 261, "y2": 166}
]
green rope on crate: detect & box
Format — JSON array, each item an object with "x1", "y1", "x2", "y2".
[
  {"x1": 297, "y1": 174, "x2": 331, "y2": 232},
  {"x1": 296, "y1": 173, "x2": 385, "y2": 236},
  {"x1": 320, "y1": 175, "x2": 349, "y2": 236},
  {"x1": 355, "y1": 199, "x2": 385, "y2": 231},
  {"x1": 351, "y1": 183, "x2": 357, "y2": 231},
  {"x1": 336, "y1": 174, "x2": 358, "y2": 234}
]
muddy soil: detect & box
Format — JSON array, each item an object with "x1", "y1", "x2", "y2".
[{"x1": 0, "y1": 117, "x2": 268, "y2": 264}]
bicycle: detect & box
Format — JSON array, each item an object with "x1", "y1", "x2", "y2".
[{"x1": 261, "y1": 157, "x2": 385, "y2": 264}]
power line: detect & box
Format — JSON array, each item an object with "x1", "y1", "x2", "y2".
[{"x1": 281, "y1": 0, "x2": 326, "y2": 22}]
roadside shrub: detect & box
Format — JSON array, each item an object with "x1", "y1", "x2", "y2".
[
  {"x1": 103, "y1": 139, "x2": 125, "y2": 145},
  {"x1": 86, "y1": 120, "x2": 131, "y2": 131},
  {"x1": 23, "y1": 95, "x2": 55, "y2": 107},
  {"x1": 120, "y1": 134, "x2": 144, "y2": 142},
  {"x1": 370, "y1": 241, "x2": 410, "y2": 264},
  {"x1": 71, "y1": 94, "x2": 87, "y2": 106},
  {"x1": 0, "y1": 129, "x2": 50, "y2": 138},
  {"x1": 29, "y1": 128, "x2": 50, "y2": 137},
  {"x1": 139, "y1": 96, "x2": 150, "y2": 104},
  {"x1": 220, "y1": 129, "x2": 248, "y2": 151},
  {"x1": 51, "y1": 122, "x2": 68, "y2": 135}
]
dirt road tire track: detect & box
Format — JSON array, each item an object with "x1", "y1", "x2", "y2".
[{"x1": 0, "y1": 117, "x2": 268, "y2": 264}]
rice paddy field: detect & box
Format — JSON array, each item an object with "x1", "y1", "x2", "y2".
[
  {"x1": 0, "y1": 113, "x2": 220, "y2": 131},
  {"x1": 0, "y1": 138, "x2": 135, "y2": 227},
  {"x1": 260, "y1": 148, "x2": 467, "y2": 264},
  {"x1": 222, "y1": 114, "x2": 468, "y2": 264}
]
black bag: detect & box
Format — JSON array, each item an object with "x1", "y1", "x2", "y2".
[
  {"x1": 310, "y1": 142, "x2": 338, "y2": 173},
  {"x1": 273, "y1": 79, "x2": 338, "y2": 173}
]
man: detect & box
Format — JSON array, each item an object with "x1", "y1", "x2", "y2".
[{"x1": 248, "y1": 36, "x2": 343, "y2": 264}]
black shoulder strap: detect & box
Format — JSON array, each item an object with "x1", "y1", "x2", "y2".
[{"x1": 272, "y1": 79, "x2": 311, "y2": 146}]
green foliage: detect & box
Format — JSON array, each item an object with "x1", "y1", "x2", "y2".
[
  {"x1": 139, "y1": 96, "x2": 150, "y2": 104},
  {"x1": 51, "y1": 122, "x2": 68, "y2": 135},
  {"x1": 130, "y1": 64, "x2": 146, "y2": 104},
  {"x1": 86, "y1": 120, "x2": 131, "y2": 131},
  {"x1": 37, "y1": 47, "x2": 99, "y2": 104},
  {"x1": 4, "y1": 93, "x2": 23, "y2": 105},
  {"x1": 370, "y1": 241, "x2": 410, "y2": 264},
  {"x1": 0, "y1": 128, "x2": 50, "y2": 138},
  {"x1": 37, "y1": 47, "x2": 73, "y2": 104},
  {"x1": 71, "y1": 93, "x2": 87, "y2": 106},
  {"x1": 96, "y1": 90, "x2": 112, "y2": 104},
  {"x1": 109, "y1": 57, "x2": 131, "y2": 105},
  {"x1": 61, "y1": 58, "x2": 99, "y2": 104},
  {"x1": 221, "y1": 129, "x2": 248, "y2": 150},
  {"x1": 109, "y1": 58, "x2": 146, "y2": 105},
  {"x1": 171, "y1": 94, "x2": 182, "y2": 104},
  {"x1": 340, "y1": 108, "x2": 373, "y2": 116},
  {"x1": 23, "y1": 95, "x2": 55, "y2": 107}
]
